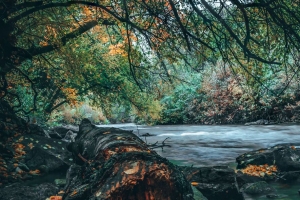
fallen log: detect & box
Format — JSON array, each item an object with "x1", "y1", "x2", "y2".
[{"x1": 63, "y1": 119, "x2": 194, "y2": 200}]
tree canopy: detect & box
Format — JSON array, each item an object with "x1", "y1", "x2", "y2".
[{"x1": 1, "y1": 0, "x2": 300, "y2": 121}]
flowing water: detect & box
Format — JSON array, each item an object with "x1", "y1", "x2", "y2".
[
  {"x1": 98, "y1": 123, "x2": 300, "y2": 200},
  {"x1": 98, "y1": 123, "x2": 300, "y2": 167}
]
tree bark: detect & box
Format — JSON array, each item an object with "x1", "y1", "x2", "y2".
[{"x1": 64, "y1": 119, "x2": 193, "y2": 200}]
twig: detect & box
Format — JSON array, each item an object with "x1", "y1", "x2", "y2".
[
  {"x1": 77, "y1": 153, "x2": 88, "y2": 163},
  {"x1": 148, "y1": 137, "x2": 171, "y2": 151}
]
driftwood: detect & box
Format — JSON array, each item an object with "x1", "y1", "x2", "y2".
[{"x1": 64, "y1": 119, "x2": 194, "y2": 200}]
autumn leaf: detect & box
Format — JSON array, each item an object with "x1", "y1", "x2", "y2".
[
  {"x1": 191, "y1": 182, "x2": 199, "y2": 186},
  {"x1": 29, "y1": 169, "x2": 40, "y2": 175},
  {"x1": 28, "y1": 143, "x2": 34, "y2": 149}
]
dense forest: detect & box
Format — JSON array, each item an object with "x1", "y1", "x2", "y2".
[
  {"x1": 2, "y1": 1, "x2": 300, "y2": 200},
  {"x1": 1, "y1": 0, "x2": 300, "y2": 126}
]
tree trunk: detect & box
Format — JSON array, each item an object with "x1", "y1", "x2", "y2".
[{"x1": 64, "y1": 119, "x2": 194, "y2": 200}]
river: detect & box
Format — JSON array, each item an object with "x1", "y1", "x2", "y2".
[{"x1": 97, "y1": 123, "x2": 300, "y2": 167}]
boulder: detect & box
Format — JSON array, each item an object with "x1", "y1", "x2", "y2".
[
  {"x1": 236, "y1": 143, "x2": 300, "y2": 184},
  {"x1": 0, "y1": 133, "x2": 72, "y2": 185},
  {"x1": 0, "y1": 183, "x2": 59, "y2": 200},
  {"x1": 62, "y1": 130, "x2": 77, "y2": 143},
  {"x1": 237, "y1": 143, "x2": 300, "y2": 172},
  {"x1": 235, "y1": 171, "x2": 271, "y2": 188},
  {"x1": 54, "y1": 179, "x2": 66, "y2": 187},
  {"x1": 180, "y1": 166, "x2": 244, "y2": 200},
  {"x1": 49, "y1": 125, "x2": 79, "y2": 139},
  {"x1": 191, "y1": 186, "x2": 208, "y2": 200},
  {"x1": 28, "y1": 124, "x2": 49, "y2": 137},
  {"x1": 21, "y1": 134, "x2": 72, "y2": 172},
  {"x1": 241, "y1": 181, "x2": 276, "y2": 195}
]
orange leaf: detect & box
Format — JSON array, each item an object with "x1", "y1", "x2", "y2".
[
  {"x1": 191, "y1": 182, "x2": 198, "y2": 186},
  {"x1": 50, "y1": 196, "x2": 62, "y2": 200},
  {"x1": 28, "y1": 143, "x2": 34, "y2": 149}
]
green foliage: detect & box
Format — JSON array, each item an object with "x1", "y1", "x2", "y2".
[
  {"x1": 154, "y1": 59, "x2": 300, "y2": 125},
  {"x1": 2, "y1": 0, "x2": 300, "y2": 126},
  {"x1": 13, "y1": 86, "x2": 47, "y2": 124},
  {"x1": 160, "y1": 85, "x2": 195, "y2": 124},
  {"x1": 159, "y1": 73, "x2": 202, "y2": 124},
  {"x1": 48, "y1": 102, "x2": 107, "y2": 126}
]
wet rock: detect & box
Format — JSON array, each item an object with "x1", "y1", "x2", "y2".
[
  {"x1": 54, "y1": 179, "x2": 66, "y2": 187},
  {"x1": 241, "y1": 181, "x2": 276, "y2": 195},
  {"x1": 0, "y1": 133, "x2": 73, "y2": 185},
  {"x1": 47, "y1": 130, "x2": 63, "y2": 139},
  {"x1": 180, "y1": 166, "x2": 244, "y2": 200},
  {"x1": 191, "y1": 185, "x2": 208, "y2": 200},
  {"x1": 236, "y1": 144, "x2": 300, "y2": 184},
  {"x1": 244, "y1": 119, "x2": 274, "y2": 126},
  {"x1": 266, "y1": 194, "x2": 280, "y2": 198},
  {"x1": 23, "y1": 134, "x2": 72, "y2": 172},
  {"x1": 0, "y1": 183, "x2": 59, "y2": 200},
  {"x1": 236, "y1": 171, "x2": 271, "y2": 188},
  {"x1": 237, "y1": 143, "x2": 300, "y2": 173},
  {"x1": 38, "y1": 164, "x2": 49, "y2": 173},
  {"x1": 280, "y1": 171, "x2": 300, "y2": 182},
  {"x1": 49, "y1": 125, "x2": 79, "y2": 139},
  {"x1": 62, "y1": 130, "x2": 77, "y2": 143},
  {"x1": 28, "y1": 124, "x2": 48, "y2": 137}
]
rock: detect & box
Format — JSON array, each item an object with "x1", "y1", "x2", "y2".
[
  {"x1": 241, "y1": 181, "x2": 276, "y2": 195},
  {"x1": 180, "y1": 166, "x2": 244, "y2": 200},
  {"x1": 23, "y1": 134, "x2": 72, "y2": 172},
  {"x1": 245, "y1": 119, "x2": 269, "y2": 126},
  {"x1": 0, "y1": 100, "x2": 73, "y2": 185},
  {"x1": 49, "y1": 125, "x2": 79, "y2": 139},
  {"x1": 280, "y1": 171, "x2": 300, "y2": 182},
  {"x1": 38, "y1": 165, "x2": 49, "y2": 173},
  {"x1": 54, "y1": 179, "x2": 66, "y2": 187},
  {"x1": 47, "y1": 130, "x2": 63, "y2": 139},
  {"x1": 0, "y1": 183, "x2": 59, "y2": 200},
  {"x1": 62, "y1": 130, "x2": 77, "y2": 143},
  {"x1": 266, "y1": 194, "x2": 280, "y2": 198},
  {"x1": 0, "y1": 133, "x2": 73, "y2": 185},
  {"x1": 191, "y1": 186, "x2": 208, "y2": 200},
  {"x1": 236, "y1": 144, "x2": 300, "y2": 184},
  {"x1": 236, "y1": 171, "x2": 270, "y2": 188},
  {"x1": 28, "y1": 124, "x2": 48, "y2": 137},
  {"x1": 237, "y1": 143, "x2": 300, "y2": 172}
]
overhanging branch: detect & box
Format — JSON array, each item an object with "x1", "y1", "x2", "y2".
[{"x1": 26, "y1": 20, "x2": 98, "y2": 57}]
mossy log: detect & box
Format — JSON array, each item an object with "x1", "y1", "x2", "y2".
[{"x1": 64, "y1": 119, "x2": 193, "y2": 200}]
